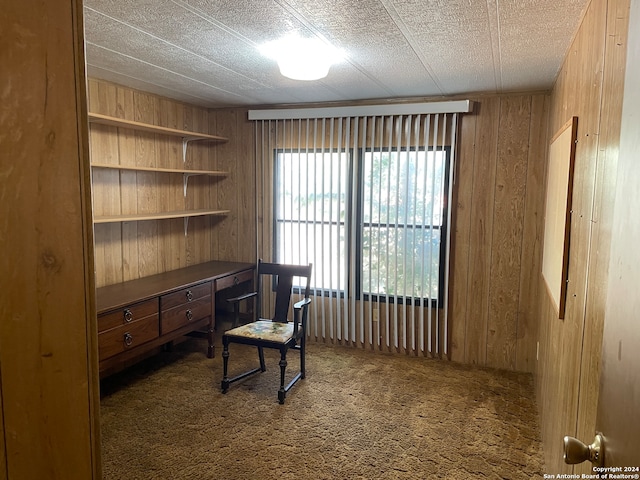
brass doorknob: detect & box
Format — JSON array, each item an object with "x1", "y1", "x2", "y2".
[{"x1": 563, "y1": 433, "x2": 604, "y2": 466}]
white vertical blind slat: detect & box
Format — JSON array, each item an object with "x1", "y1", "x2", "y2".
[
  {"x1": 336, "y1": 118, "x2": 344, "y2": 341},
  {"x1": 343, "y1": 118, "x2": 352, "y2": 343},
  {"x1": 410, "y1": 115, "x2": 421, "y2": 353},
  {"x1": 392, "y1": 116, "x2": 402, "y2": 349},
  {"x1": 358, "y1": 117, "x2": 371, "y2": 344},
  {"x1": 319, "y1": 118, "x2": 326, "y2": 339},
  {"x1": 294, "y1": 119, "x2": 302, "y2": 306},
  {"x1": 418, "y1": 114, "x2": 430, "y2": 352},
  {"x1": 402, "y1": 115, "x2": 413, "y2": 350},
  {"x1": 384, "y1": 116, "x2": 393, "y2": 349},
  {"x1": 428, "y1": 114, "x2": 440, "y2": 354},
  {"x1": 350, "y1": 117, "x2": 359, "y2": 344},
  {"x1": 374, "y1": 117, "x2": 382, "y2": 348},
  {"x1": 328, "y1": 117, "x2": 335, "y2": 341},
  {"x1": 312, "y1": 119, "x2": 319, "y2": 338}
]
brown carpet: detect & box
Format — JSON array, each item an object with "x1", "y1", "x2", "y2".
[{"x1": 100, "y1": 338, "x2": 544, "y2": 479}]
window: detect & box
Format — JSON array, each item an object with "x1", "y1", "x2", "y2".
[
  {"x1": 358, "y1": 148, "x2": 450, "y2": 306},
  {"x1": 274, "y1": 146, "x2": 450, "y2": 305},
  {"x1": 274, "y1": 150, "x2": 351, "y2": 293}
]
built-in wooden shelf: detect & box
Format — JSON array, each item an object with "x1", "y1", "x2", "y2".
[
  {"x1": 94, "y1": 209, "x2": 231, "y2": 224},
  {"x1": 91, "y1": 163, "x2": 228, "y2": 176},
  {"x1": 88, "y1": 112, "x2": 228, "y2": 143},
  {"x1": 89, "y1": 111, "x2": 231, "y2": 235}
]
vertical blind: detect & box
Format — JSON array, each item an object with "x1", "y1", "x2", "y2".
[{"x1": 252, "y1": 105, "x2": 462, "y2": 357}]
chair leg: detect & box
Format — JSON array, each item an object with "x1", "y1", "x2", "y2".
[
  {"x1": 258, "y1": 346, "x2": 266, "y2": 372},
  {"x1": 221, "y1": 337, "x2": 230, "y2": 393},
  {"x1": 278, "y1": 346, "x2": 287, "y2": 404},
  {"x1": 300, "y1": 334, "x2": 306, "y2": 379}
]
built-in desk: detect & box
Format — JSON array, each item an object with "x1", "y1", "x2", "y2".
[{"x1": 96, "y1": 260, "x2": 254, "y2": 377}]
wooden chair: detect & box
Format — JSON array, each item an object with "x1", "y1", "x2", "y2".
[{"x1": 221, "y1": 260, "x2": 312, "y2": 404}]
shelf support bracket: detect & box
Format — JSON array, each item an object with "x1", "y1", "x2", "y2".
[
  {"x1": 183, "y1": 174, "x2": 193, "y2": 197},
  {"x1": 182, "y1": 137, "x2": 196, "y2": 163},
  {"x1": 183, "y1": 217, "x2": 189, "y2": 236}
]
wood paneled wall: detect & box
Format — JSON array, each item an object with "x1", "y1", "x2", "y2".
[
  {"x1": 209, "y1": 108, "x2": 256, "y2": 263},
  {"x1": 536, "y1": 0, "x2": 629, "y2": 473},
  {"x1": 450, "y1": 95, "x2": 549, "y2": 373},
  {"x1": 88, "y1": 80, "x2": 255, "y2": 287},
  {"x1": 210, "y1": 94, "x2": 549, "y2": 371},
  {"x1": 1, "y1": 0, "x2": 100, "y2": 477}
]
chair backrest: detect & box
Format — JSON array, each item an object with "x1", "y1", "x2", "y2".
[{"x1": 256, "y1": 260, "x2": 312, "y2": 323}]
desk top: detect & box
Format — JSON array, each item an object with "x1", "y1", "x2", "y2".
[{"x1": 96, "y1": 260, "x2": 255, "y2": 313}]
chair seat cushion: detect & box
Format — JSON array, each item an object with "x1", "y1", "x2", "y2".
[{"x1": 224, "y1": 320, "x2": 294, "y2": 343}]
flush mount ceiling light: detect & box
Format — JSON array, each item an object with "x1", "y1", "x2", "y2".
[{"x1": 259, "y1": 34, "x2": 343, "y2": 81}]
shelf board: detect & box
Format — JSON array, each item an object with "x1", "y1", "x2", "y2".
[
  {"x1": 88, "y1": 112, "x2": 228, "y2": 143},
  {"x1": 94, "y1": 209, "x2": 231, "y2": 224},
  {"x1": 91, "y1": 163, "x2": 228, "y2": 176}
]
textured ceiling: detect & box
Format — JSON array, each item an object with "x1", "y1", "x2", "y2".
[{"x1": 83, "y1": 0, "x2": 590, "y2": 108}]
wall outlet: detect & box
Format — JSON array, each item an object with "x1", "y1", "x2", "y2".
[{"x1": 372, "y1": 307, "x2": 379, "y2": 323}]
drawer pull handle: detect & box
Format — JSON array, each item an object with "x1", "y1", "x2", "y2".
[
  {"x1": 186, "y1": 290, "x2": 193, "y2": 302},
  {"x1": 233, "y1": 276, "x2": 239, "y2": 286},
  {"x1": 186, "y1": 309, "x2": 193, "y2": 321},
  {"x1": 124, "y1": 332, "x2": 133, "y2": 347},
  {"x1": 124, "y1": 309, "x2": 133, "y2": 323}
]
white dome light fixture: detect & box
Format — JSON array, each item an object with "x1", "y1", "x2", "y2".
[{"x1": 259, "y1": 34, "x2": 343, "y2": 81}]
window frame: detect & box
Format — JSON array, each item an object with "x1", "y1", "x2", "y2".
[
  {"x1": 272, "y1": 145, "x2": 451, "y2": 307},
  {"x1": 355, "y1": 146, "x2": 451, "y2": 308}
]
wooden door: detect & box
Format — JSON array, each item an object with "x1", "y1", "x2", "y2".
[
  {"x1": 596, "y1": 0, "x2": 640, "y2": 465},
  {"x1": 0, "y1": 0, "x2": 101, "y2": 477}
]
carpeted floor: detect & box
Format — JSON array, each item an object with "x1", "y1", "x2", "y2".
[{"x1": 100, "y1": 338, "x2": 544, "y2": 479}]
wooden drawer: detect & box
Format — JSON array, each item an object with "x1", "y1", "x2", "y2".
[
  {"x1": 98, "y1": 314, "x2": 159, "y2": 360},
  {"x1": 161, "y1": 296, "x2": 212, "y2": 335},
  {"x1": 160, "y1": 282, "x2": 211, "y2": 311},
  {"x1": 98, "y1": 298, "x2": 158, "y2": 333},
  {"x1": 215, "y1": 269, "x2": 253, "y2": 291}
]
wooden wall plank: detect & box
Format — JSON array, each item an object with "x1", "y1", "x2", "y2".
[
  {"x1": 156, "y1": 97, "x2": 176, "y2": 273},
  {"x1": 463, "y1": 97, "x2": 500, "y2": 366},
  {"x1": 516, "y1": 94, "x2": 550, "y2": 372},
  {"x1": 1, "y1": 0, "x2": 99, "y2": 476},
  {"x1": 134, "y1": 91, "x2": 160, "y2": 278},
  {"x1": 117, "y1": 86, "x2": 140, "y2": 283},
  {"x1": 197, "y1": 107, "x2": 213, "y2": 264},
  {"x1": 486, "y1": 96, "x2": 531, "y2": 369},
  {"x1": 169, "y1": 102, "x2": 187, "y2": 269},
  {"x1": 214, "y1": 109, "x2": 240, "y2": 261},
  {"x1": 449, "y1": 112, "x2": 476, "y2": 363},
  {"x1": 208, "y1": 110, "x2": 221, "y2": 261},
  {"x1": 89, "y1": 81, "x2": 122, "y2": 287},
  {"x1": 185, "y1": 107, "x2": 204, "y2": 263},
  {"x1": 237, "y1": 109, "x2": 257, "y2": 263}
]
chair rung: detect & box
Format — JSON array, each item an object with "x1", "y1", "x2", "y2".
[
  {"x1": 284, "y1": 372, "x2": 302, "y2": 393},
  {"x1": 227, "y1": 367, "x2": 263, "y2": 385}
]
